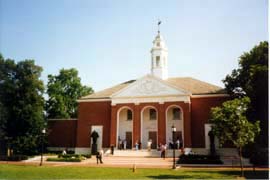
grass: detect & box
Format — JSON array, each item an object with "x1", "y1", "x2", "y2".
[{"x1": 0, "y1": 164, "x2": 268, "y2": 179}]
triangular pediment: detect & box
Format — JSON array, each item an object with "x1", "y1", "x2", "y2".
[{"x1": 111, "y1": 75, "x2": 190, "y2": 98}]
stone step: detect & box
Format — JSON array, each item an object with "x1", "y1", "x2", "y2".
[{"x1": 105, "y1": 149, "x2": 182, "y2": 157}]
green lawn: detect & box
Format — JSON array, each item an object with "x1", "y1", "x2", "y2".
[{"x1": 0, "y1": 164, "x2": 268, "y2": 179}]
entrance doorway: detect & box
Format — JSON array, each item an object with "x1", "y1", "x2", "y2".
[
  {"x1": 91, "y1": 125, "x2": 103, "y2": 150},
  {"x1": 125, "y1": 131, "x2": 132, "y2": 149},
  {"x1": 148, "y1": 131, "x2": 157, "y2": 149}
]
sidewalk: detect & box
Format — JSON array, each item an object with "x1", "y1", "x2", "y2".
[{"x1": 1, "y1": 155, "x2": 267, "y2": 170}]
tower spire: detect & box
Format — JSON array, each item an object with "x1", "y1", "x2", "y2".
[{"x1": 151, "y1": 21, "x2": 168, "y2": 80}]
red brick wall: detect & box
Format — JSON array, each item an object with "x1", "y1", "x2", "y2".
[
  {"x1": 76, "y1": 101, "x2": 111, "y2": 148},
  {"x1": 191, "y1": 96, "x2": 229, "y2": 148},
  {"x1": 48, "y1": 120, "x2": 77, "y2": 147}
]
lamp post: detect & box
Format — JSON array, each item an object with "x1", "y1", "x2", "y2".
[
  {"x1": 40, "y1": 128, "x2": 46, "y2": 166},
  {"x1": 171, "y1": 125, "x2": 176, "y2": 169}
]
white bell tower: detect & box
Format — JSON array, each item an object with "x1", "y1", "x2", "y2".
[{"x1": 150, "y1": 21, "x2": 168, "y2": 80}]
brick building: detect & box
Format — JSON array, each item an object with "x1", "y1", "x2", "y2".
[{"x1": 48, "y1": 31, "x2": 228, "y2": 154}]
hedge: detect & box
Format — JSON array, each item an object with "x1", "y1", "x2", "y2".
[
  {"x1": 177, "y1": 154, "x2": 223, "y2": 164},
  {"x1": 0, "y1": 155, "x2": 28, "y2": 161},
  {"x1": 47, "y1": 157, "x2": 81, "y2": 162}
]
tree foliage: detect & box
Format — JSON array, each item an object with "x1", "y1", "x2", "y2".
[
  {"x1": 223, "y1": 41, "x2": 268, "y2": 146},
  {"x1": 210, "y1": 97, "x2": 260, "y2": 147},
  {"x1": 0, "y1": 54, "x2": 45, "y2": 155},
  {"x1": 46, "y1": 68, "x2": 93, "y2": 118},
  {"x1": 210, "y1": 97, "x2": 260, "y2": 176}
]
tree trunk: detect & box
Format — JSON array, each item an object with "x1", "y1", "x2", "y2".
[{"x1": 239, "y1": 147, "x2": 244, "y2": 177}]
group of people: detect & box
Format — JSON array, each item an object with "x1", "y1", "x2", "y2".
[
  {"x1": 118, "y1": 139, "x2": 127, "y2": 150},
  {"x1": 168, "y1": 138, "x2": 183, "y2": 150}
]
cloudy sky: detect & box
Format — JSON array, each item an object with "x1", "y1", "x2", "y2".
[{"x1": 0, "y1": 0, "x2": 268, "y2": 91}]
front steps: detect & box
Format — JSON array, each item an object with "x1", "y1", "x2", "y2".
[
  {"x1": 105, "y1": 148, "x2": 239, "y2": 158},
  {"x1": 106, "y1": 149, "x2": 182, "y2": 157}
]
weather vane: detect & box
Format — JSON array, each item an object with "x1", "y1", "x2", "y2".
[{"x1": 158, "y1": 20, "x2": 162, "y2": 34}]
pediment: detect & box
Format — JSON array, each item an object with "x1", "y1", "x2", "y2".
[{"x1": 111, "y1": 75, "x2": 190, "y2": 98}]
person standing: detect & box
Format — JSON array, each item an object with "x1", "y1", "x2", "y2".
[
  {"x1": 160, "y1": 144, "x2": 166, "y2": 159},
  {"x1": 147, "y1": 139, "x2": 152, "y2": 151},
  {"x1": 135, "y1": 141, "x2": 139, "y2": 150},
  {"x1": 176, "y1": 138, "x2": 180, "y2": 149},
  {"x1": 123, "y1": 139, "x2": 127, "y2": 150}
]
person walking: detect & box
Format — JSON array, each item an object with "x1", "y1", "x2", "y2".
[{"x1": 96, "y1": 149, "x2": 103, "y2": 164}]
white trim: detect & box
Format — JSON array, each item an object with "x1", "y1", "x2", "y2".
[
  {"x1": 77, "y1": 98, "x2": 111, "y2": 102},
  {"x1": 112, "y1": 96, "x2": 190, "y2": 105},
  {"x1": 191, "y1": 94, "x2": 229, "y2": 98},
  {"x1": 48, "y1": 119, "x2": 77, "y2": 121},
  {"x1": 140, "y1": 106, "x2": 158, "y2": 149},
  {"x1": 165, "y1": 105, "x2": 184, "y2": 147}
]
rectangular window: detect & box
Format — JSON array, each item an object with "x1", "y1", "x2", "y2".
[
  {"x1": 156, "y1": 56, "x2": 160, "y2": 67},
  {"x1": 127, "y1": 109, "x2": 132, "y2": 121},
  {"x1": 157, "y1": 42, "x2": 160, "y2": 47},
  {"x1": 149, "y1": 109, "x2": 157, "y2": 120},
  {"x1": 173, "y1": 108, "x2": 181, "y2": 120}
]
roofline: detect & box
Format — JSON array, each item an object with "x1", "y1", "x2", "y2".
[
  {"x1": 48, "y1": 118, "x2": 78, "y2": 121},
  {"x1": 77, "y1": 98, "x2": 111, "y2": 102},
  {"x1": 191, "y1": 94, "x2": 229, "y2": 98},
  {"x1": 110, "y1": 74, "x2": 192, "y2": 97}
]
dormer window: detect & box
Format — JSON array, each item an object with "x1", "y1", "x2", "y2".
[{"x1": 156, "y1": 56, "x2": 160, "y2": 67}]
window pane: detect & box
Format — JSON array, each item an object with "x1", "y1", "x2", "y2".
[
  {"x1": 156, "y1": 56, "x2": 160, "y2": 67},
  {"x1": 173, "y1": 108, "x2": 180, "y2": 120},
  {"x1": 127, "y1": 109, "x2": 132, "y2": 120},
  {"x1": 149, "y1": 109, "x2": 156, "y2": 120}
]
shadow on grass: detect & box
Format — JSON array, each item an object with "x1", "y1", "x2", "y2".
[
  {"x1": 243, "y1": 170, "x2": 269, "y2": 179},
  {"x1": 147, "y1": 170, "x2": 269, "y2": 179}
]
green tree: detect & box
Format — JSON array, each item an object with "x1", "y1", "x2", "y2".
[
  {"x1": 210, "y1": 97, "x2": 260, "y2": 177},
  {"x1": 0, "y1": 54, "x2": 45, "y2": 155},
  {"x1": 223, "y1": 41, "x2": 268, "y2": 146},
  {"x1": 46, "y1": 68, "x2": 93, "y2": 118}
]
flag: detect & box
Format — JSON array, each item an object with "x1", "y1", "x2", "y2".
[{"x1": 158, "y1": 20, "x2": 161, "y2": 25}]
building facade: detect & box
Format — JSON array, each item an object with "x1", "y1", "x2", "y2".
[{"x1": 48, "y1": 31, "x2": 229, "y2": 154}]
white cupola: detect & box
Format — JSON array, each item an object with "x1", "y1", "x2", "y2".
[{"x1": 150, "y1": 28, "x2": 168, "y2": 80}]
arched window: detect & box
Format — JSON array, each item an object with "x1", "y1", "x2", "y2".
[
  {"x1": 127, "y1": 109, "x2": 132, "y2": 120},
  {"x1": 149, "y1": 108, "x2": 157, "y2": 120},
  {"x1": 173, "y1": 108, "x2": 181, "y2": 120}
]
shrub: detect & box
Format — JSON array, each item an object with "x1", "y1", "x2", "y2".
[
  {"x1": 58, "y1": 154, "x2": 80, "y2": 158},
  {"x1": 47, "y1": 157, "x2": 81, "y2": 162},
  {"x1": 0, "y1": 155, "x2": 28, "y2": 161},
  {"x1": 250, "y1": 148, "x2": 269, "y2": 166},
  {"x1": 177, "y1": 154, "x2": 223, "y2": 164}
]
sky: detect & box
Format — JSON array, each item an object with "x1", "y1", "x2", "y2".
[{"x1": 0, "y1": 0, "x2": 268, "y2": 92}]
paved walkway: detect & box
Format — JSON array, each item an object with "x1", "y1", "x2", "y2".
[{"x1": 0, "y1": 155, "x2": 263, "y2": 169}]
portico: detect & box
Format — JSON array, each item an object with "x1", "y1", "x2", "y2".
[{"x1": 110, "y1": 92, "x2": 192, "y2": 149}]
